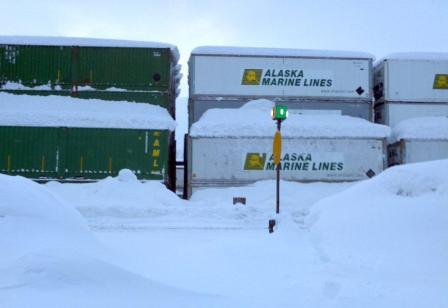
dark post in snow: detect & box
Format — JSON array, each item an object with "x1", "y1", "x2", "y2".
[
  {"x1": 276, "y1": 119, "x2": 281, "y2": 215},
  {"x1": 269, "y1": 105, "x2": 288, "y2": 233}
]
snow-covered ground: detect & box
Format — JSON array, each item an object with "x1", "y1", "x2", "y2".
[{"x1": 1, "y1": 160, "x2": 448, "y2": 307}]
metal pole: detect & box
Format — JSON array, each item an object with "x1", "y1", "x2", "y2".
[{"x1": 276, "y1": 119, "x2": 281, "y2": 214}]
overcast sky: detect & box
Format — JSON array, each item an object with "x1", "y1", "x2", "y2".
[{"x1": 1, "y1": 0, "x2": 447, "y2": 95}]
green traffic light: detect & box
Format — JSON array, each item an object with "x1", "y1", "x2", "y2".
[{"x1": 272, "y1": 105, "x2": 288, "y2": 120}]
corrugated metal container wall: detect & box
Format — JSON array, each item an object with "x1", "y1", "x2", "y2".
[
  {"x1": 0, "y1": 44, "x2": 177, "y2": 114},
  {"x1": 373, "y1": 56, "x2": 448, "y2": 126},
  {"x1": 188, "y1": 49, "x2": 374, "y2": 125},
  {"x1": 388, "y1": 139, "x2": 448, "y2": 166},
  {"x1": 186, "y1": 136, "x2": 387, "y2": 198},
  {"x1": 0, "y1": 126, "x2": 171, "y2": 183},
  {"x1": 73, "y1": 47, "x2": 171, "y2": 91},
  {"x1": 0, "y1": 45, "x2": 72, "y2": 87}
]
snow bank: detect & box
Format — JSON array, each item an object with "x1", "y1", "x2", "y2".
[
  {"x1": 308, "y1": 159, "x2": 448, "y2": 306},
  {"x1": 0, "y1": 92, "x2": 175, "y2": 130},
  {"x1": 46, "y1": 169, "x2": 186, "y2": 219},
  {"x1": 0, "y1": 35, "x2": 179, "y2": 62},
  {"x1": 0, "y1": 173, "x2": 96, "y2": 266},
  {"x1": 0, "y1": 173, "x2": 232, "y2": 308},
  {"x1": 192, "y1": 46, "x2": 373, "y2": 60},
  {"x1": 47, "y1": 172, "x2": 352, "y2": 229},
  {"x1": 392, "y1": 116, "x2": 448, "y2": 141},
  {"x1": 190, "y1": 99, "x2": 390, "y2": 138}
]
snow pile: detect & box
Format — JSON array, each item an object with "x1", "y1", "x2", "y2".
[
  {"x1": 0, "y1": 35, "x2": 179, "y2": 62},
  {"x1": 308, "y1": 159, "x2": 448, "y2": 306},
  {"x1": 190, "y1": 99, "x2": 390, "y2": 138},
  {"x1": 47, "y1": 173, "x2": 352, "y2": 229},
  {"x1": 392, "y1": 116, "x2": 448, "y2": 141},
  {"x1": 0, "y1": 174, "x2": 96, "y2": 265},
  {"x1": 0, "y1": 173, "x2": 233, "y2": 308},
  {"x1": 0, "y1": 92, "x2": 175, "y2": 130},
  {"x1": 46, "y1": 169, "x2": 186, "y2": 219},
  {"x1": 192, "y1": 46, "x2": 373, "y2": 59}
]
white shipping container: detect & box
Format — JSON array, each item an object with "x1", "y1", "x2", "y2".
[
  {"x1": 388, "y1": 116, "x2": 448, "y2": 165},
  {"x1": 189, "y1": 47, "x2": 373, "y2": 100},
  {"x1": 374, "y1": 103, "x2": 448, "y2": 127},
  {"x1": 374, "y1": 53, "x2": 448, "y2": 103},
  {"x1": 185, "y1": 100, "x2": 389, "y2": 197},
  {"x1": 187, "y1": 136, "x2": 386, "y2": 197},
  {"x1": 388, "y1": 140, "x2": 448, "y2": 165}
]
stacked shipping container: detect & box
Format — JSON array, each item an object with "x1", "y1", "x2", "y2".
[
  {"x1": 188, "y1": 46, "x2": 375, "y2": 126},
  {"x1": 0, "y1": 36, "x2": 180, "y2": 189},
  {"x1": 374, "y1": 53, "x2": 448, "y2": 165},
  {"x1": 185, "y1": 47, "x2": 385, "y2": 197}
]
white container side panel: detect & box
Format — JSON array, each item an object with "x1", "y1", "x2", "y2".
[
  {"x1": 375, "y1": 103, "x2": 448, "y2": 127},
  {"x1": 191, "y1": 55, "x2": 371, "y2": 99},
  {"x1": 403, "y1": 140, "x2": 448, "y2": 164},
  {"x1": 190, "y1": 137, "x2": 385, "y2": 184},
  {"x1": 385, "y1": 59, "x2": 448, "y2": 102}
]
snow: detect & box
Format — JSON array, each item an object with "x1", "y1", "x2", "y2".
[
  {"x1": 308, "y1": 159, "x2": 448, "y2": 307},
  {"x1": 0, "y1": 92, "x2": 175, "y2": 130},
  {"x1": 0, "y1": 35, "x2": 179, "y2": 62},
  {"x1": 190, "y1": 99, "x2": 390, "y2": 138},
  {"x1": 381, "y1": 52, "x2": 448, "y2": 61},
  {"x1": 2, "y1": 158, "x2": 448, "y2": 307},
  {"x1": 0, "y1": 174, "x2": 234, "y2": 308},
  {"x1": 192, "y1": 46, "x2": 374, "y2": 60},
  {"x1": 392, "y1": 116, "x2": 448, "y2": 141},
  {"x1": 45, "y1": 169, "x2": 187, "y2": 221},
  {"x1": 0, "y1": 82, "x2": 133, "y2": 92},
  {"x1": 1, "y1": 81, "x2": 62, "y2": 91},
  {"x1": 46, "y1": 176, "x2": 350, "y2": 229},
  {"x1": 42, "y1": 159, "x2": 448, "y2": 307}
]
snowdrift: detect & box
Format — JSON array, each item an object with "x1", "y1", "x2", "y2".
[
  {"x1": 46, "y1": 169, "x2": 186, "y2": 218},
  {"x1": 0, "y1": 173, "x2": 232, "y2": 308},
  {"x1": 308, "y1": 159, "x2": 448, "y2": 307}
]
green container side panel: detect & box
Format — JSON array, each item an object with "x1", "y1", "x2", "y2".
[
  {"x1": 0, "y1": 45, "x2": 173, "y2": 92},
  {"x1": 74, "y1": 47, "x2": 171, "y2": 90},
  {"x1": 0, "y1": 45, "x2": 72, "y2": 87},
  {"x1": 0, "y1": 126, "x2": 170, "y2": 182},
  {"x1": 63, "y1": 128, "x2": 169, "y2": 180},
  {"x1": 0, "y1": 127, "x2": 62, "y2": 178}
]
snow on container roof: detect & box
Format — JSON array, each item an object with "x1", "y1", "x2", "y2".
[
  {"x1": 190, "y1": 99, "x2": 390, "y2": 139},
  {"x1": 379, "y1": 52, "x2": 448, "y2": 61},
  {"x1": 192, "y1": 46, "x2": 374, "y2": 60},
  {"x1": 392, "y1": 116, "x2": 448, "y2": 141},
  {"x1": 0, "y1": 92, "x2": 175, "y2": 130},
  {"x1": 0, "y1": 35, "x2": 179, "y2": 62}
]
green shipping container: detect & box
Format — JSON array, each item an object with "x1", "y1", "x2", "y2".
[
  {"x1": 0, "y1": 126, "x2": 173, "y2": 187},
  {"x1": 0, "y1": 37, "x2": 180, "y2": 115}
]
